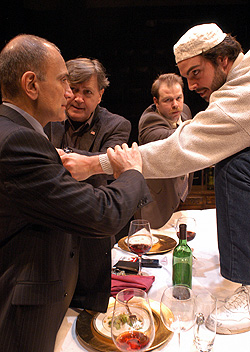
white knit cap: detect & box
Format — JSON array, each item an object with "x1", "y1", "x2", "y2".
[{"x1": 174, "y1": 23, "x2": 227, "y2": 63}]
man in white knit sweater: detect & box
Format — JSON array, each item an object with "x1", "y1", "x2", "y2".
[{"x1": 60, "y1": 23, "x2": 250, "y2": 335}]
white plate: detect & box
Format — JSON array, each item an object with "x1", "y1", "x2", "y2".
[
  {"x1": 92, "y1": 298, "x2": 161, "y2": 339},
  {"x1": 92, "y1": 298, "x2": 115, "y2": 339}
]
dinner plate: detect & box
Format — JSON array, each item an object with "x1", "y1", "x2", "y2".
[
  {"x1": 76, "y1": 299, "x2": 173, "y2": 352},
  {"x1": 118, "y1": 234, "x2": 177, "y2": 255}
]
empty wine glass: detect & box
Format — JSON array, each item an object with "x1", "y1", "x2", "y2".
[
  {"x1": 111, "y1": 288, "x2": 155, "y2": 352},
  {"x1": 160, "y1": 285, "x2": 195, "y2": 352},
  {"x1": 194, "y1": 292, "x2": 217, "y2": 352},
  {"x1": 127, "y1": 219, "x2": 153, "y2": 275}
]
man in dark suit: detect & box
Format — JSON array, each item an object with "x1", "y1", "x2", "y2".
[
  {"x1": 0, "y1": 34, "x2": 151, "y2": 352},
  {"x1": 44, "y1": 57, "x2": 131, "y2": 187},
  {"x1": 44, "y1": 58, "x2": 132, "y2": 312},
  {"x1": 136, "y1": 73, "x2": 193, "y2": 228}
]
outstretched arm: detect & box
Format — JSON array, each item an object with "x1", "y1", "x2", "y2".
[
  {"x1": 60, "y1": 152, "x2": 103, "y2": 181},
  {"x1": 59, "y1": 142, "x2": 141, "y2": 181}
]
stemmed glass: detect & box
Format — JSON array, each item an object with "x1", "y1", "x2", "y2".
[
  {"x1": 127, "y1": 219, "x2": 153, "y2": 275},
  {"x1": 176, "y1": 216, "x2": 196, "y2": 241},
  {"x1": 160, "y1": 285, "x2": 195, "y2": 352},
  {"x1": 193, "y1": 293, "x2": 217, "y2": 352},
  {"x1": 111, "y1": 288, "x2": 155, "y2": 352}
]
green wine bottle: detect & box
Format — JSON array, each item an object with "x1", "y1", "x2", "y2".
[{"x1": 172, "y1": 223, "x2": 192, "y2": 288}]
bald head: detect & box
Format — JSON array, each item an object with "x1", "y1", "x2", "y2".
[{"x1": 0, "y1": 34, "x2": 60, "y2": 99}]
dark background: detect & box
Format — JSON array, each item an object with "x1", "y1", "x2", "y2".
[{"x1": 1, "y1": 0, "x2": 249, "y2": 142}]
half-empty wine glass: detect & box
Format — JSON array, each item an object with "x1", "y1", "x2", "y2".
[
  {"x1": 127, "y1": 219, "x2": 153, "y2": 275},
  {"x1": 160, "y1": 285, "x2": 195, "y2": 352},
  {"x1": 176, "y1": 216, "x2": 196, "y2": 241},
  {"x1": 111, "y1": 288, "x2": 155, "y2": 352}
]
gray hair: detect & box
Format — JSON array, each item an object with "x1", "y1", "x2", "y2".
[
  {"x1": 151, "y1": 73, "x2": 184, "y2": 100},
  {"x1": 0, "y1": 34, "x2": 60, "y2": 99},
  {"x1": 66, "y1": 58, "x2": 110, "y2": 90}
]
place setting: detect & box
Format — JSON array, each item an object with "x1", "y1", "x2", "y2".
[
  {"x1": 75, "y1": 290, "x2": 173, "y2": 352},
  {"x1": 75, "y1": 285, "x2": 218, "y2": 352},
  {"x1": 75, "y1": 216, "x2": 219, "y2": 352},
  {"x1": 118, "y1": 219, "x2": 177, "y2": 256},
  {"x1": 75, "y1": 219, "x2": 174, "y2": 351}
]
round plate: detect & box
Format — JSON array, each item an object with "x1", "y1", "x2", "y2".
[
  {"x1": 76, "y1": 299, "x2": 173, "y2": 352},
  {"x1": 93, "y1": 304, "x2": 115, "y2": 339},
  {"x1": 118, "y1": 234, "x2": 177, "y2": 255}
]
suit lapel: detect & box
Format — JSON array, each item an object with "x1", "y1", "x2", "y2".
[
  {"x1": 50, "y1": 122, "x2": 66, "y2": 148},
  {"x1": 78, "y1": 107, "x2": 101, "y2": 151}
]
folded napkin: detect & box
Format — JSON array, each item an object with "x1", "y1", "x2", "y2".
[{"x1": 111, "y1": 274, "x2": 155, "y2": 297}]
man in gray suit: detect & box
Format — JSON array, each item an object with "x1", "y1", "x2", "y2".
[
  {"x1": 44, "y1": 58, "x2": 132, "y2": 312},
  {"x1": 136, "y1": 73, "x2": 193, "y2": 228},
  {"x1": 0, "y1": 34, "x2": 151, "y2": 352}
]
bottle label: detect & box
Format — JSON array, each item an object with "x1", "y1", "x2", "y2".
[{"x1": 173, "y1": 262, "x2": 192, "y2": 288}]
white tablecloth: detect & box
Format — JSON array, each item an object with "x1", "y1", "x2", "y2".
[{"x1": 54, "y1": 209, "x2": 250, "y2": 352}]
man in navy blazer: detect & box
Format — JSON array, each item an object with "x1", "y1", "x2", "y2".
[{"x1": 0, "y1": 34, "x2": 151, "y2": 352}]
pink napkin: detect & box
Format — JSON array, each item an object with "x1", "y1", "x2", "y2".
[{"x1": 111, "y1": 274, "x2": 155, "y2": 297}]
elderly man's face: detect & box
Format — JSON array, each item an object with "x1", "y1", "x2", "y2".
[
  {"x1": 154, "y1": 82, "x2": 184, "y2": 123},
  {"x1": 178, "y1": 55, "x2": 226, "y2": 102},
  {"x1": 36, "y1": 47, "x2": 72, "y2": 126},
  {"x1": 66, "y1": 75, "x2": 104, "y2": 123}
]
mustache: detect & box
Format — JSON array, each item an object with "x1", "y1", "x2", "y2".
[
  {"x1": 195, "y1": 88, "x2": 206, "y2": 94},
  {"x1": 169, "y1": 109, "x2": 182, "y2": 113}
]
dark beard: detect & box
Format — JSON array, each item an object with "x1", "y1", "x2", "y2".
[{"x1": 211, "y1": 66, "x2": 227, "y2": 92}]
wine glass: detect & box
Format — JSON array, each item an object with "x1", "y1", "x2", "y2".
[
  {"x1": 111, "y1": 288, "x2": 155, "y2": 352},
  {"x1": 160, "y1": 285, "x2": 195, "y2": 352},
  {"x1": 194, "y1": 292, "x2": 217, "y2": 352},
  {"x1": 176, "y1": 216, "x2": 196, "y2": 241},
  {"x1": 127, "y1": 219, "x2": 153, "y2": 275}
]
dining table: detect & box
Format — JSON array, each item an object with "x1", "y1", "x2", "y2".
[{"x1": 54, "y1": 208, "x2": 250, "y2": 352}]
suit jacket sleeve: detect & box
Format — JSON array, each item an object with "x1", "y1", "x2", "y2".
[{"x1": 0, "y1": 127, "x2": 151, "y2": 238}]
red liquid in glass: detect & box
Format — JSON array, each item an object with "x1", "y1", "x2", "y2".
[
  {"x1": 177, "y1": 230, "x2": 196, "y2": 241},
  {"x1": 129, "y1": 243, "x2": 151, "y2": 255},
  {"x1": 115, "y1": 331, "x2": 150, "y2": 351}
]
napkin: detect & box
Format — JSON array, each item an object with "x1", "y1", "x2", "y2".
[{"x1": 111, "y1": 274, "x2": 155, "y2": 297}]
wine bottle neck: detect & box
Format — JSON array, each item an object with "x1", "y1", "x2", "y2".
[
  {"x1": 179, "y1": 223, "x2": 187, "y2": 241},
  {"x1": 179, "y1": 238, "x2": 187, "y2": 245}
]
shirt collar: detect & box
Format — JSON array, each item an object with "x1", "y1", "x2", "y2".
[
  {"x1": 3, "y1": 102, "x2": 48, "y2": 138},
  {"x1": 168, "y1": 116, "x2": 182, "y2": 129},
  {"x1": 65, "y1": 110, "x2": 95, "y2": 132},
  {"x1": 156, "y1": 107, "x2": 182, "y2": 128},
  {"x1": 230, "y1": 52, "x2": 244, "y2": 72}
]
